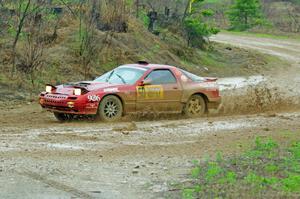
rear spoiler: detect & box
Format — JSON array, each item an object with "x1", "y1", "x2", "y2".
[{"x1": 205, "y1": 77, "x2": 218, "y2": 82}]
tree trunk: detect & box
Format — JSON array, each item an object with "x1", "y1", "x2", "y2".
[
  {"x1": 136, "y1": 0, "x2": 139, "y2": 18},
  {"x1": 11, "y1": 0, "x2": 31, "y2": 77},
  {"x1": 182, "y1": 0, "x2": 191, "y2": 22}
]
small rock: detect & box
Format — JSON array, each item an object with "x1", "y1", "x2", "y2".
[
  {"x1": 91, "y1": 191, "x2": 101, "y2": 194},
  {"x1": 122, "y1": 131, "x2": 130, "y2": 135},
  {"x1": 266, "y1": 113, "x2": 277, "y2": 117},
  {"x1": 132, "y1": 170, "x2": 139, "y2": 174}
]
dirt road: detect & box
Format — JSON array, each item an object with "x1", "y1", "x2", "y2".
[{"x1": 1, "y1": 34, "x2": 300, "y2": 199}]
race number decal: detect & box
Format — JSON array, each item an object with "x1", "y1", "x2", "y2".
[
  {"x1": 137, "y1": 85, "x2": 164, "y2": 99},
  {"x1": 88, "y1": 95, "x2": 100, "y2": 102}
]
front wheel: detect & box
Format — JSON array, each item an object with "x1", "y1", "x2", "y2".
[
  {"x1": 97, "y1": 95, "x2": 123, "y2": 122},
  {"x1": 53, "y1": 112, "x2": 73, "y2": 122},
  {"x1": 183, "y1": 95, "x2": 207, "y2": 118}
]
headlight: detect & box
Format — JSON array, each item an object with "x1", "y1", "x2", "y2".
[
  {"x1": 74, "y1": 88, "x2": 82, "y2": 96},
  {"x1": 46, "y1": 85, "x2": 52, "y2": 93}
]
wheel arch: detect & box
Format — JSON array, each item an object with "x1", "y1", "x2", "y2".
[{"x1": 99, "y1": 93, "x2": 125, "y2": 115}]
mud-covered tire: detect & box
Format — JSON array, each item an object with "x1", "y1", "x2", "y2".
[
  {"x1": 183, "y1": 95, "x2": 207, "y2": 118},
  {"x1": 54, "y1": 112, "x2": 73, "y2": 122},
  {"x1": 97, "y1": 95, "x2": 123, "y2": 122}
]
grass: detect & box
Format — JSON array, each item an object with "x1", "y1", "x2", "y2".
[
  {"x1": 180, "y1": 136, "x2": 300, "y2": 199},
  {"x1": 221, "y1": 30, "x2": 300, "y2": 41}
]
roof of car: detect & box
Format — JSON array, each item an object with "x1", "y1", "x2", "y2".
[{"x1": 122, "y1": 63, "x2": 176, "y2": 70}]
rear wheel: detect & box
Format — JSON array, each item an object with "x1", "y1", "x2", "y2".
[
  {"x1": 98, "y1": 95, "x2": 123, "y2": 122},
  {"x1": 183, "y1": 95, "x2": 207, "y2": 118},
  {"x1": 53, "y1": 113, "x2": 73, "y2": 122}
]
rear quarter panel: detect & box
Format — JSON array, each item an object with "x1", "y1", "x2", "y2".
[{"x1": 181, "y1": 81, "x2": 220, "y2": 103}]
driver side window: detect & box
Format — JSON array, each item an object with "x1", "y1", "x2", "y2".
[{"x1": 145, "y1": 69, "x2": 177, "y2": 85}]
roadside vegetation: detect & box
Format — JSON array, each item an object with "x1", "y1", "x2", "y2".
[
  {"x1": 202, "y1": 0, "x2": 300, "y2": 34},
  {"x1": 179, "y1": 136, "x2": 300, "y2": 199}
]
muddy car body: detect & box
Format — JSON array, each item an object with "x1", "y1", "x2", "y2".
[{"x1": 39, "y1": 62, "x2": 221, "y2": 121}]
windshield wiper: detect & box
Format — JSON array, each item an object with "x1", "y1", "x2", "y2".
[
  {"x1": 115, "y1": 73, "x2": 127, "y2": 84},
  {"x1": 106, "y1": 70, "x2": 115, "y2": 82}
]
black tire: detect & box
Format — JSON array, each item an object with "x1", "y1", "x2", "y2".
[
  {"x1": 54, "y1": 112, "x2": 73, "y2": 122},
  {"x1": 98, "y1": 95, "x2": 123, "y2": 122},
  {"x1": 183, "y1": 95, "x2": 207, "y2": 118}
]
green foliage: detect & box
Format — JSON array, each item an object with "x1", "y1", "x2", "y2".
[
  {"x1": 183, "y1": 17, "x2": 219, "y2": 48},
  {"x1": 182, "y1": 185, "x2": 202, "y2": 199},
  {"x1": 178, "y1": 136, "x2": 300, "y2": 198},
  {"x1": 227, "y1": 0, "x2": 265, "y2": 31},
  {"x1": 254, "y1": 137, "x2": 278, "y2": 152},
  {"x1": 282, "y1": 175, "x2": 300, "y2": 192},
  {"x1": 191, "y1": 167, "x2": 201, "y2": 178},
  {"x1": 138, "y1": 10, "x2": 150, "y2": 28},
  {"x1": 182, "y1": 0, "x2": 219, "y2": 48},
  {"x1": 205, "y1": 162, "x2": 223, "y2": 182}
]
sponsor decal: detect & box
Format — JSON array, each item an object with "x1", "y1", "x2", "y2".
[
  {"x1": 103, "y1": 88, "x2": 119, "y2": 93},
  {"x1": 88, "y1": 95, "x2": 101, "y2": 102},
  {"x1": 86, "y1": 103, "x2": 98, "y2": 109},
  {"x1": 137, "y1": 85, "x2": 164, "y2": 99}
]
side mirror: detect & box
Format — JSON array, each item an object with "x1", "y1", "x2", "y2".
[{"x1": 138, "y1": 79, "x2": 152, "y2": 86}]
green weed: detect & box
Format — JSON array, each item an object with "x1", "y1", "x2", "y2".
[{"x1": 178, "y1": 136, "x2": 300, "y2": 199}]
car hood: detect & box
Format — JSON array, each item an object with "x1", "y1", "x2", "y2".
[{"x1": 55, "y1": 81, "x2": 122, "y2": 95}]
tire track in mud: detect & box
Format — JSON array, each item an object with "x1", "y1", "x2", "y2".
[{"x1": 16, "y1": 170, "x2": 95, "y2": 199}]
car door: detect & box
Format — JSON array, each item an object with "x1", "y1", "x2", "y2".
[{"x1": 136, "y1": 69, "x2": 183, "y2": 113}]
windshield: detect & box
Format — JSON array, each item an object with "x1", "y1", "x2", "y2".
[
  {"x1": 180, "y1": 69, "x2": 205, "y2": 82},
  {"x1": 94, "y1": 67, "x2": 145, "y2": 85}
]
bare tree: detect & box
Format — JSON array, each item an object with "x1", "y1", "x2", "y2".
[
  {"x1": 98, "y1": 0, "x2": 128, "y2": 32},
  {"x1": 16, "y1": 5, "x2": 45, "y2": 96},
  {"x1": 136, "y1": 0, "x2": 140, "y2": 18},
  {"x1": 77, "y1": 0, "x2": 100, "y2": 79},
  {"x1": 10, "y1": 0, "x2": 42, "y2": 77},
  {"x1": 11, "y1": 0, "x2": 32, "y2": 76}
]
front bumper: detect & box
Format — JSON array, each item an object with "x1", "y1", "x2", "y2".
[{"x1": 39, "y1": 93, "x2": 98, "y2": 115}]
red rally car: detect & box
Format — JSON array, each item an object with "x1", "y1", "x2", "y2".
[{"x1": 39, "y1": 62, "x2": 222, "y2": 122}]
